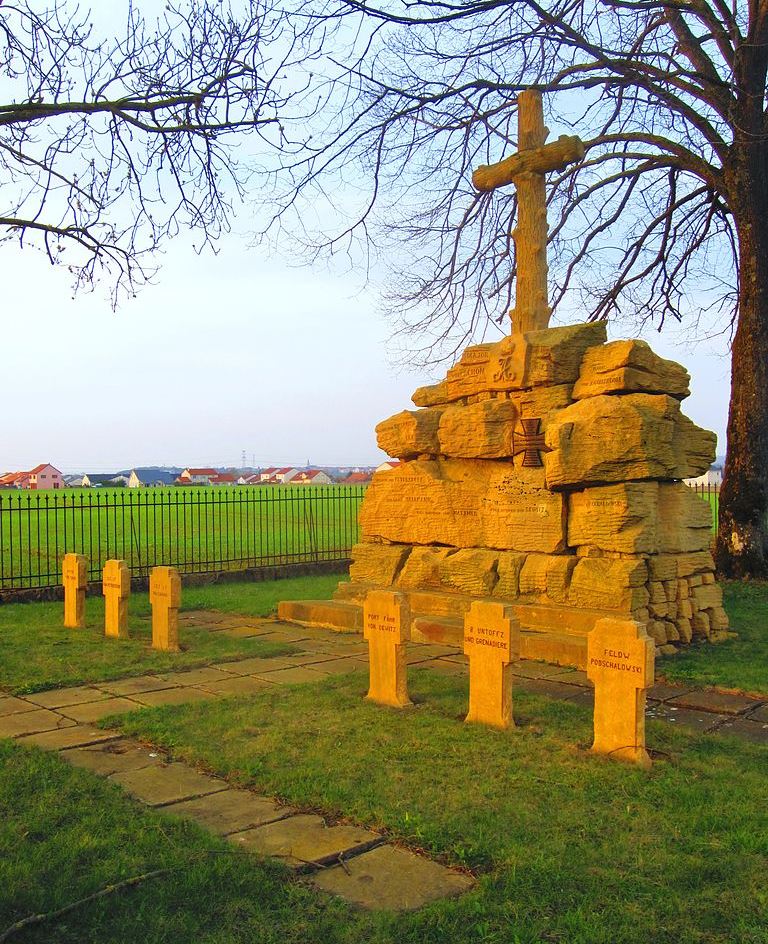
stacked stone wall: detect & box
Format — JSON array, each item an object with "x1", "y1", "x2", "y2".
[{"x1": 337, "y1": 323, "x2": 728, "y2": 649}]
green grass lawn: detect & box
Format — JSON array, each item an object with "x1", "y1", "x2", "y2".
[
  {"x1": 0, "y1": 740, "x2": 368, "y2": 944},
  {"x1": 109, "y1": 670, "x2": 767, "y2": 943},
  {"x1": 657, "y1": 581, "x2": 768, "y2": 695},
  {"x1": 0, "y1": 484, "x2": 364, "y2": 589},
  {"x1": 0, "y1": 574, "x2": 339, "y2": 695}
]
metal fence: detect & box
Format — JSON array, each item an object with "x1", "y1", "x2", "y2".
[{"x1": 0, "y1": 485, "x2": 366, "y2": 593}]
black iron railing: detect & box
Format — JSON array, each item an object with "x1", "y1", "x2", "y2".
[{"x1": 0, "y1": 485, "x2": 365, "y2": 592}]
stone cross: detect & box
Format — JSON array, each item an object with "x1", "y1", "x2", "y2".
[
  {"x1": 587, "y1": 617, "x2": 655, "y2": 767},
  {"x1": 103, "y1": 559, "x2": 130, "y2": 639},
  {"x1": 62, "y1": 553, "x2": 87, "y2": 629},
  {"x1": 363, "y1": 589, "x2": 411, "y2": 708},
  {"x1": 463, "y1": 601, "x2": 520, "y2": 729},
  {"x1": 150, "y1": 566, "x2": 182, "y2": 652},
  {"x1": 472, "y1": 89, "x2": 584, "y2": 334}
]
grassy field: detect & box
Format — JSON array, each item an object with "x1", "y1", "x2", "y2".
[
  {"x1": 107, "y1": 671, "x2": 766, "y2": 944},
  {"x1": 0, "y1": 485, "x2": 364, "y2": 590},
  {"x1": 0, "y1": 574, "x2": 340, "y2": 694}
]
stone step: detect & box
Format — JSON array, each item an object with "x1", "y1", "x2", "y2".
[
  {"x1": 276, "y1": 599, "x2": 362, "y2": 633},
  {"x1": 412, "y1": 616, "x2": 587, "y2": 669}
]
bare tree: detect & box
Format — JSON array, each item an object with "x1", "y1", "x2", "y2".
[
  {"x1": 0, "y1": 0, "x2": 294, "y2": 301},
  {"x1": 264, "y1": 0, "x2": 768, "y2": 578}
]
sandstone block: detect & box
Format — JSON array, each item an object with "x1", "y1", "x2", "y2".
[
  {"x1": 443, "y1": 322, "x2": 606, "y2": 401},
  {"x1": 412, "y1": 381, "x2": 449, "y2": 408},
  {"x1": 437, "y1": 399, "x2": 518, "y2": 458},
  {"x1": 568, "y1": 558, "x2": 648, "y2": 612},
  {"x1": 709, "y1": 607, "x2": 730, "y2": 631},
  {"x1": 691, "y1": 583, "x2": 723, "y2": 610},
  {"x1": 573, "y1": 339, "x2": 690, "y2": 401},
  {"x1": 348, "y1": 543, "x2": 411, "y2": 586},
  {"x1": 675, "y1": 551, "x2": 716, "y2": 577},
  {"x1": 359, "y1": 459, "x2": 566, "y2": 552},
  {"x1": 647, "y1": 555, "x2": 678, "y2": 582},
  {"x1": 568, "y1": 483, "x2": 713, "y2": 555},
  {"x1": 675, "y1": 617, "x2": 693, "y2": 643},
  {"x1": 493, "y1": 553, "x2": 526, "y2": 599},
  {"x1": 376, "y1": 409, "x2": 442, "y2": 459},
  {"x1": 397, "y1": 547, "x2": 499, "y2": 597},
  {"x1": 692, "y1": 611, "x2": 711, "y2": 639},
  {"x1": 545, "y1": 394, "x2": 716, "y2": 489}
]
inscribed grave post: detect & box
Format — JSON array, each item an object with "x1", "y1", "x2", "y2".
[
  {"x1": 150, "y1": 566, "x2": 181, "y2": 652},
  {"x1": 463, "y1": 601, "x2": 520, "y2": 728},
  {"x1": 363, "y1": 590, "x2": 411, "y2": 708},
  {"x1": 62, "y1": 553, "x2": 87, "y2": 629},
  {"x1": 103, "y1": 559, "x2": 130, "y2": 639},
  {"x1": 587, "y1": 617, "x2": 655, "y2": 767}
]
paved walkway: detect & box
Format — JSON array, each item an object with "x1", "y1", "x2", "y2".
[{"x1": 1, "y1": 614, "x2": 766, "y2": 911}]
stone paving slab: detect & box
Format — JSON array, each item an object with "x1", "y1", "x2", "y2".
[
  {"x1": 112, "y1": 762, "x2": 228, "y2": 806},
  {"x1": 24, "y1": 686, "x2": 108, "y2": 709},
  {"x1": 309, "y1": 843, "x2": 474, "y2": 911},
  {"x1": 748, "y1": 703, "x2": 768, "y2": 723},
  {"x1": 164, "y1": 789, "x2": 289, "y2": 835},
  {"x1": 552, "y1": 668, "x2": 590, "y2": 687},
  {"x1": 412, "y1": 659, "x2": 467, "y2": 677},
  {"x1": 0, "y1": 696, "x2": 38, "y2": 717},
  {"x1": 646, "y1": 682, "x2": 694, "y2": 702},
  {"x1": 510, "y1": 661, "x2": 572, "y2": 679},
  {"x1": 647, "y1": 704, "x2": 723, "y2": 733},
  {"x1": 161, "y1": 667, "x2": 232, "y2": 686},
  {"x1": 228, "y1": 814, "x2": 381, "y2": 869},
  {"x1": 281, "y1": 652, "x2": 341, "y2": 667},
  {"x1": 666, "y1": 689, "x2": 763, "y2": 716},
  {"x1": 307, "y1": 658, "x2": 368, "y2": 676},
  {"x1": 18, "y1": 725, "x2": 122, "y2": 751},
  {"x1": 97, "y1": 675, "x2": 180, "y2": 696},
  {"x1": 59, "y1": 697, "x2": 141, "y2": 724},
  {"x1": 516, "y1": 678, "x2": 585, "y2": 701},
  {"x1": 255, "y1": 666, "x2": 328, "y2": 686},
  {"x1": 711, "y1": 717, "x2": 768, "y2": 745},
  {"x1": 0, "y1": 708, "x2": 76, "y2": 738},
  {"x1": 62, "y1": 740, "x2": 165, "y2": 776},
  {"x1": 209, "y1": 657, "x2": 296, "y2": 676},
  {"x1": 219, "y1": 626, "x2": 273, "y2": 639},
  {"x1": 200, "y1": 676, "x2": 273, "y2": 697},
  {"x1": 131, "y1": 687, "x2": 215, "y2": 708}
]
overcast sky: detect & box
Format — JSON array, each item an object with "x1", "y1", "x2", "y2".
[{"x1": 1, "y1": 225, "x2": 731, "y2": 474}]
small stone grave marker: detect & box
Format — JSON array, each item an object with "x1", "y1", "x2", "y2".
[
  {"x1": 363, "y1": 590, "x2": 411, "y2": 708},
  {"x1": 463, "y1": 600, "x2": 519, "y2": 729},
  {"x1": 587, "y1": 617, "x2": 655, "y2": 767},
  {"x1": 150, "y1": 566, "x2": 182, "y2": 652},
  {"x1": 62, "y1": 553, "x2": 87, "y2": 629},
  {"x1": 103, "y1": 559, "x2": 130, "y2": 639}
]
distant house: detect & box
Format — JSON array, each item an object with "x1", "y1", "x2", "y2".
[
  {"x1": 341, "y1": 471, "x2": 372, "y2": 484},
  {"x1": 211, "y1": 473, "x2": 236, "y2": 486},
  {"x1": 375, "y1": 460, "x2": 401, "y2": 474},
  {"x1": 178, "y1": 468, "x2": 219, "y2": 485},
  {"x1": 128, "y1": 469, "x2": 179, "y2": 488},
  {"x1": 290, "y1": 469, "x2": 334, "y2": 485},
  {"x1": 685, "y1": 466, "x2": 723, "y2": 488},
  {"x1": 236, "y1": 473, "x2": 261, "y2": 485},
  {"x1": 63, "y1": 474, "x2": 84, "y2": 487},
  {"x1": 82, "y1": 473, "x2": 125, "y2": 488},
  {"x1": 260, "y1": 467, "x2": 300, "y2": 484},
  {"x1": 0, "y1": 463, "x2": 63, "y2": 489}
]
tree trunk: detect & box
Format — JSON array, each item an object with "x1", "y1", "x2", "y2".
[{"x1": 715, "y1": 188, "x2": 768, "y2": 577}]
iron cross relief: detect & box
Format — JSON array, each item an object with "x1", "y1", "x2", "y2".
[
  {"x1": 472, "y1": 90, "x2": 584, "y2": 335},
  {"x1": 512, "y1": 418, "x2": 551, "y2": 468}
]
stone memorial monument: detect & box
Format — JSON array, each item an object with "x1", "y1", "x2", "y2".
[
  {"x1": 463, "y1": 601, "x2": 519, "y2": 729},
  {"x1": 280, "y1": 91, "x2": 728, "y2": 669},
  {"x1": 363, "y1": 589, "x2": 411, "y2": 708},
  {"x1": 103, "y1": 559, "x2": 130, "y2": 639},
  {"x1": 587, "y1": 617, "x2": 655, "y2": 766},
  {"x1": 150, "y1": 566, "x2": 182, "y2": 652},
  {"x1": 62, "y1": 553, "x2": 87, "y2": 629}
]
